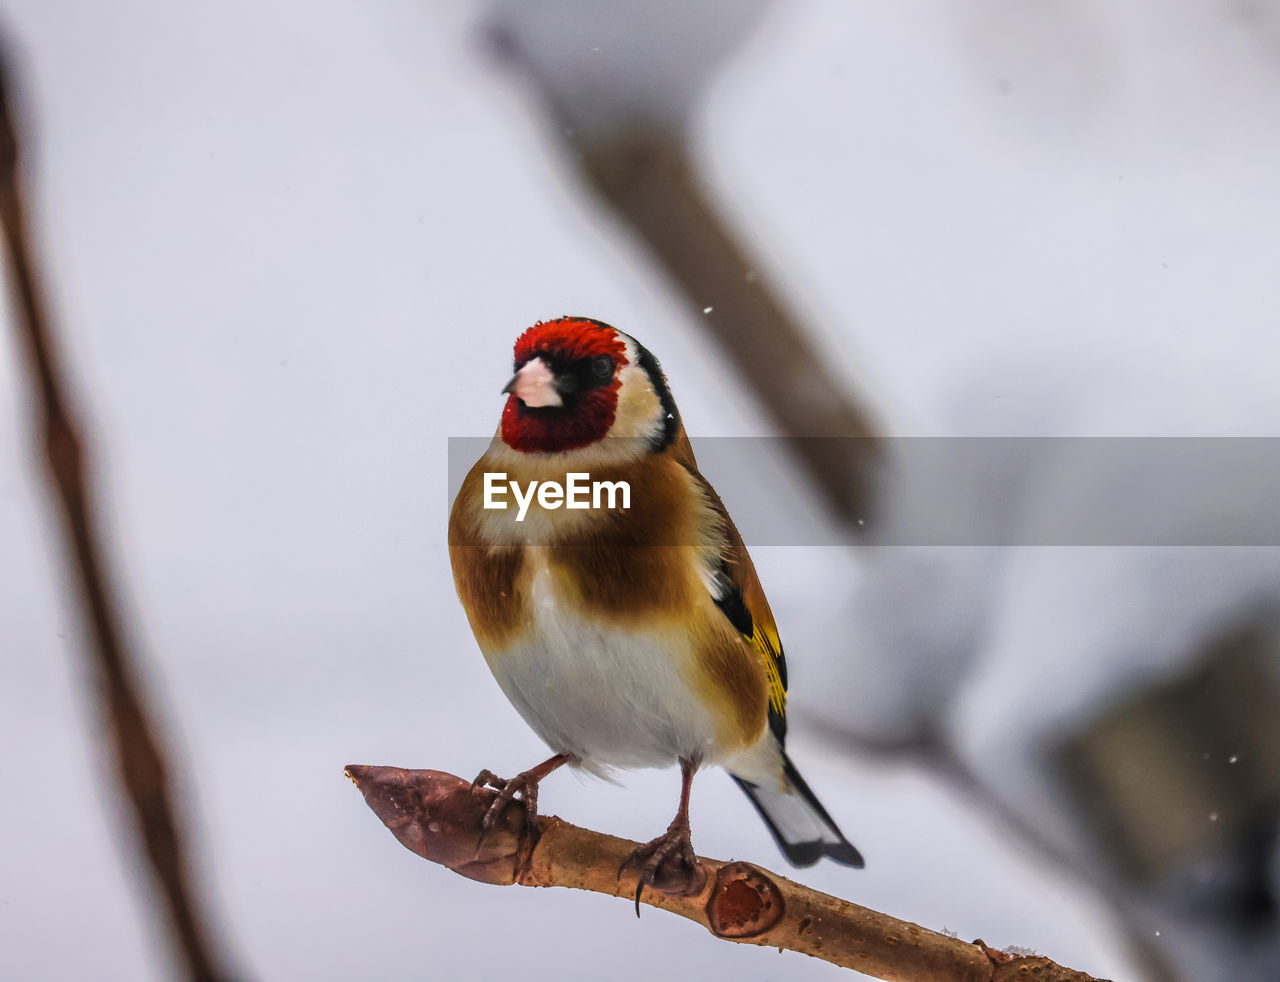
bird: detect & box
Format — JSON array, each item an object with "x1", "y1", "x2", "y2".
[{"x1": 448, "y1": 316, "x2": 863, "y2": 906}]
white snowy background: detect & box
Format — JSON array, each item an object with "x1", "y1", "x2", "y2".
[{"x1": 3, "y1": 1, "x2": 1279, "y2": 980}]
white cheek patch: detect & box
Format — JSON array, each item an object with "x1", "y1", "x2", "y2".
[{"x1": 608, "y1": 337, "x2": 665, "y2": 445}]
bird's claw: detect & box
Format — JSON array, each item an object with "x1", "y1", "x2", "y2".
[
  {"x1": 471, "y1": 767, "x2": 541, "y2": 847},
  {"x1": 617, "y1": 822, "x2": 706, "y2": 916}
]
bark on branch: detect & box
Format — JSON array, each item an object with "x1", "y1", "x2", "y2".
[{"x1": 345, "y1": 765, "x2": 1108, "y2": 982}]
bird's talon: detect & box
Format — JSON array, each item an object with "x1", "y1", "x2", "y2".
[
  {"x1": 618, "y1": 823, "x2": 703, "y2": 915},
  {"x1": 468, "y1": 766, "x2": 548, "y2": 856}
]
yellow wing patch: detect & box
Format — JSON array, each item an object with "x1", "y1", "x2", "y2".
[{"x1": 751, "y1": 620, "x2": 786, "y2": 718}]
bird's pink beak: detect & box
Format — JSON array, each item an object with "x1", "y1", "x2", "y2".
[{"x1": 502, "y1": 357, "x2": 562, "y2": 408}]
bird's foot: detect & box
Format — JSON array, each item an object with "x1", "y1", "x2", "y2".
[
  {"x1": 469, "y1": 753, "x2": 573, "y2": 858},
  {"x1": 470, "y1": 767, "x2": 545, "y2": 844},
  {"x1": 618, "y1": 820, "x2": 707, "y2": 916}
]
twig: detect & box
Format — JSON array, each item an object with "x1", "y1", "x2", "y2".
[
  {"x1": 0, "y1": 46, "x2": 237, "y2": 982},
  {"x1": 346, "y1": 764, "x2": 1108, "y2": 982}
]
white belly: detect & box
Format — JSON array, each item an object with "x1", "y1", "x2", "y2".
[{"x1": 486, "y1": 570, "x2": 721, "y2": 775}]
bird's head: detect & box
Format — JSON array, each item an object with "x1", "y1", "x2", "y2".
[{"x1": 498, "y1": 317, "x2": 679, "y2": 457}]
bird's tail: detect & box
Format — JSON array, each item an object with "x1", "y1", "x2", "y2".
[{"x1": 732, "y1": 753, "x2": 864, "y2": 868}]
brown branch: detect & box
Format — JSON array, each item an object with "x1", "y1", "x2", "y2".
[
  {"x1": 0, "y1": 46, "x2": 238, "y2": 982},
  {"x1": 575, "y1": 126, "x2": 882, "y2": 526},
  {"x1": 346, "y1": 765, "x2": 1108, "y2": 982}
]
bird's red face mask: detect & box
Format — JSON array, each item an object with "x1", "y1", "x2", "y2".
[{"x1": 500, "y1": 318, "x2": 628, "y2": 454}]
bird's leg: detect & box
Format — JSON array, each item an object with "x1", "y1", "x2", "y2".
[
  {"x1": 618, "y1": 758, "x2": 706, "y2": 915},
  {"x1": 471, "y1": 752, "x2": 573, "y2": 842}
]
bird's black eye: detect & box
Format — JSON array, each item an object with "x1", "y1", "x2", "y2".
[{"x1": 591, "y1": 355, "x2": 614, "y2": 379}]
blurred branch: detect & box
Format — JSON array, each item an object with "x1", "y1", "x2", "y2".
[
  {"x1": 574, "y1": 127, "x2": 881, "y2": 522},
  {"x1": 484, "y1": 7, "x2": 881, "y2": 523},
  {"x1": 0, "y1": 47, "x2": 238, "y2": 982},
  {"x1": 346, "y1": 764, "x2": 1108, "y2": 982}
]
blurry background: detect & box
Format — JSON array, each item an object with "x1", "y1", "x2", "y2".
[{"x1": 2, "y1": 1, "x2": 1279, "y2": 980}]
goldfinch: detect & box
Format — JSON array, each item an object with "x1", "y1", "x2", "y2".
[{"x1": 449, "y1": 316, "x2": 863, "y2": 902}]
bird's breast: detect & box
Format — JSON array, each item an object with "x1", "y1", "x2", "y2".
[{"x1": 485, "y1": 565, "x2": 726, "y2": 772}]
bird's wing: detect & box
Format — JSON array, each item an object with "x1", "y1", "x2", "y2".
[{"x1": 670, "y1": 434, "x2": 788, "y2": 743}]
